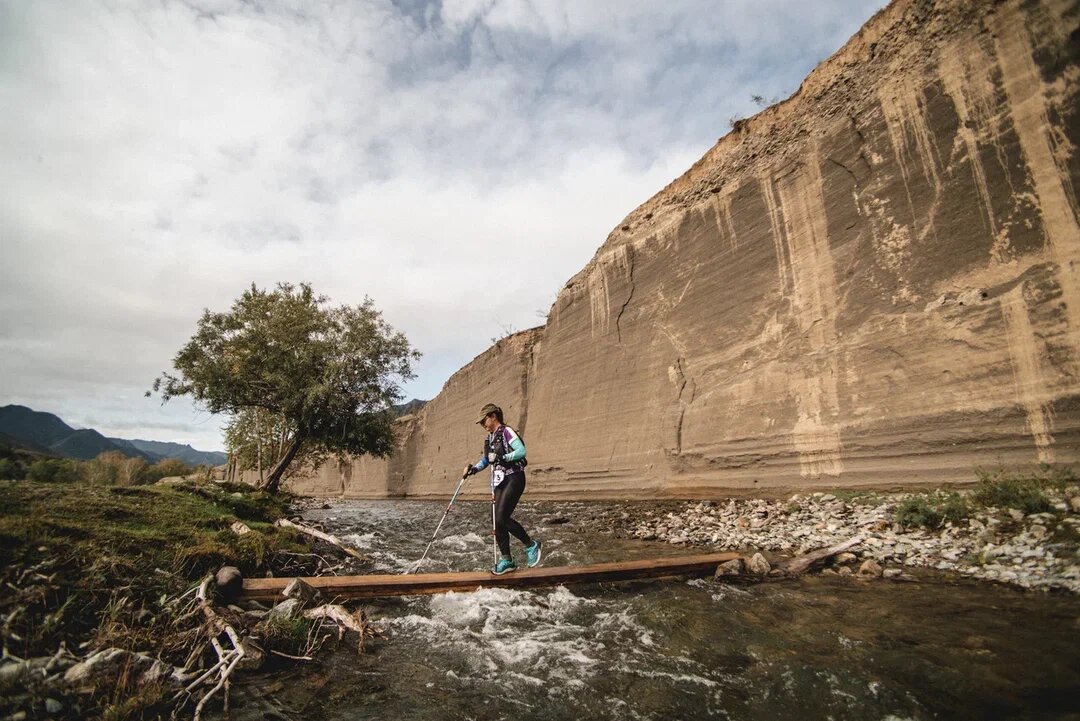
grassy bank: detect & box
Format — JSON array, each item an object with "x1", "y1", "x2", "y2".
[{"x1": 0, "y1": 479, "x2": 309, "y2": 719}]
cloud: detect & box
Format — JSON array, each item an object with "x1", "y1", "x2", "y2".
[{"x1": 0, "y1": 0, "x2": 885, "y2": 450}]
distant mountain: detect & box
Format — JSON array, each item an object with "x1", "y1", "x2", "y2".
[
  {"x1": 52, "y1": 428, "x2": 158, "y2": 463},
  {"x1": 393, "y1": 398, "x2": 428, "y2": 417},
  {"x1": 0, "y1": 405, "x2": 77, "y2": 448},
  {"x1": 109, "y1": 438, "x2": 226, "y2": 467},
  {"x1": 0, "y1": 404, "x2": 223, "y2": 465},
  {"x1": 0, "y1": 430, "x2": 57, "y2": 458}
]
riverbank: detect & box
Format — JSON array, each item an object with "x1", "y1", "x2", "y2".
[
  {"x1": 597, "y1": 469, "x2": 1080, "y2": 593},
  {"x1": 0, "y1": 480, "x2": 327, "y2": 720}
]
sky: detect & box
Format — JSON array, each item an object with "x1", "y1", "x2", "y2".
[{"x1": 0, "y1": 0, "x2": 886, "y2": 451}]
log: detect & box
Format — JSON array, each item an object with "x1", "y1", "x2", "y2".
[
  {"x1": 777, "y1": 537, "x2": 864, "y2": 576},
  {"x1": 241, "y1": 552, "x2": 741, "y2": 601},
  {"x1": 275, "y1": 519, "x2": 370, "y2": 563}
]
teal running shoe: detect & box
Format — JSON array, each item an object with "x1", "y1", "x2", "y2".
[
  {"x1": 492, "y1": 556, "x2": 517, "y2": 575},
  {"x1": 525, "y1": 539, "x2": 542, "y2": 568}
]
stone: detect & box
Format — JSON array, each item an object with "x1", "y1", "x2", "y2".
[
  {"x1": 230, "y1": 521, "x2": 251, "y2": 535},
  {"x1": 282, "y1": 577, "x2": 321, "y2": 603},
  {"x1": 1069, "y1": 497, "x2": 1080, "y2": 514},
  {"x1": 266, "y1": 598, "x2": 304, "y2": 624},
  {"x1": 747, "y1": 553, "x2": 771, "y2": 575},
  {"x1": 1008, "y1": 509, "x2": 1025, "y2": 522},
  {"x1": 1029, "y1": 524, "x2": 1048, "y2": 540},
  {"x1": 882, "y1": 568, "x2": 903, "y2": 579},
  {"x1": 837, "y1": 566, "x2": 853, "y2": 577},
  {"x1": 857, "y1": 560, "x2": 884, "y2": 578},
  {"x1": 834, "y1": 552, "x2": 857, "y2": 565},
  {"x1": 714, "y1": 559, "x2": 744, "y2": 577},
  {"x1": 215, "y1": 566, "x2": 243, "y2": 601},
  {"x1": 44, "y1": 698, "x2": 63, "y2": 714}
]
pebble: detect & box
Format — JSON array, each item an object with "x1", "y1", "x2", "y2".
[{"x1": 619, "y1": 487, "x2": 1080, "y2": 593}]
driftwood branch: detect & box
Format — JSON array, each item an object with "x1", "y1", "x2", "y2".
[
  {"x1": 181, "y1": 576, "x2": 247, "y2": 721},
  {"x1": 302, "y1": 604, "x2": 368, "y2": 653},
  {"x1": 275, "y1": 518, "x2": 370, "y2": 563},
  {"x1": 777, "y1": 536, "x2": 863, "y2": 576}
]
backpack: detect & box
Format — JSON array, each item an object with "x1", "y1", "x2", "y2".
[{"x1": 486, "y1": 425, "x2": 528, "y2": 469}]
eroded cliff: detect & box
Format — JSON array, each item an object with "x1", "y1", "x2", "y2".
[{"x1": 279, "y1": 0, "x2": 1080, "y2": 498}]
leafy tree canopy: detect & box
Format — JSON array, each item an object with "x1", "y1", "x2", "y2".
[{"x1": 152, "y1": 282, "x2": 419, "y2": 491}]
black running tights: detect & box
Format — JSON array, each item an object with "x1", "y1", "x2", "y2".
[{"x1": 494, "y1": 471, "x2": 531, "y2": 557}]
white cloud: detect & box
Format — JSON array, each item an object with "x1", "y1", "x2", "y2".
[{"x1": 0, "y1": 0, "x2": 885, "y2": 450}]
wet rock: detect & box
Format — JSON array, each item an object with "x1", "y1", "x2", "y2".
[
  {"x1": 714, "y1": 559, "x2": 744, "y2": 577},
  {"x1": 748, "y1": 553, "x2": 771, "y2": 575}
]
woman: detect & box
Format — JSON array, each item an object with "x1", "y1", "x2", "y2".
[{"x1": 463, "y1": 403, "x2": 542, "y2": 574}]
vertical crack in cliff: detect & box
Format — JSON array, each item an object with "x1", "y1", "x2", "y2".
[
  {"x1": 615, "y1": 246, "x2": 637, "y2": 344},
  {"x1": 673, "y1": 356, "x2": 698, "y2": 456}
]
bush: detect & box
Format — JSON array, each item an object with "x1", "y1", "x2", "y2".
[
  {"x1": 26, "y1": 459, "x2": 81, "y2": 483},
  {"x1": 971, "y1": 468, "x2": 1056, "y2": 514},
  {"x1": 895, "y1": 491, "x2": 970, "y2": 529},
  {"x1": 0, "y1": 458, "x2": 24, "y2": 480}
]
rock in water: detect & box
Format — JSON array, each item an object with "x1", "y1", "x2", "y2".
[
  {"x1": 858, "y1": 560, "x2": 884, "y2": 578},
  {"x1": 748, "y1": 553, "x2": 771, "y2": 575},
  {"x1": 215, "y1": 566, "x2": 243, "y2": 600},
  {"x1": 714, "y1": 559, "x2": 744, "y2": 577}
]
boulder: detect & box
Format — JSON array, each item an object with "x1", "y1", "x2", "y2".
[
  {"x1": 714, "y1": 559, "x2": 744, "y2": 577},
  {"x1": 283, "y1": 577, "x2": 321, "y2": 604},
  {"x1": 215, "y1": 566, "x2": 243, "y2": 601},
  {"x1": 747, "y1": 553, "x2": 771, "y2": 575},
  {"x1": 858, "y1": 559, "x2": 884, "y2": 578},
  {"x1": 266, "y1": 598, "x2": 304, "y2": 624}
]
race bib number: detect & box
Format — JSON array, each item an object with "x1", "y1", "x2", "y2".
[{"x1": 492, "y1": 469, "x2": 505, "y2": 487}]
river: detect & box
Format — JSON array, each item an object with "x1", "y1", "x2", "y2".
[{"x1": 228, "y1": 499, "x2": 1080, "y2": 720}]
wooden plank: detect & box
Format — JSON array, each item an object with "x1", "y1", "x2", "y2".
[{"x1": 240, "y1": 552, "x2": 741, "y2": 601}]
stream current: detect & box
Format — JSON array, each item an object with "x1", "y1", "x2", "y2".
[{"x1": 230, "y1": 500, "x2": 1080, "y2": 721}]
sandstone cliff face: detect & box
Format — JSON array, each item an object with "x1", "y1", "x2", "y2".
[{"x1": 283, "y1": 0, "x2": 1080, "y2": 498}]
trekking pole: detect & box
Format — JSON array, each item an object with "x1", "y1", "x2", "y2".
[
  {"x1": 491, "y1": 486, "x2": 498, "y2": 567},
  {"x1": 407, "y1": 472, "x2": 471, "y2": 574}
]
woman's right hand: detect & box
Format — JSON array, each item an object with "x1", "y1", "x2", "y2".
[{"x1": 462, "y1": 464, "x2": 474, "y2": 477}]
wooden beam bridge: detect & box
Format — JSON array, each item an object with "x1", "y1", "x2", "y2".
[{"x1": 239, "y1": 551, "x2": 741, "y2": 601}]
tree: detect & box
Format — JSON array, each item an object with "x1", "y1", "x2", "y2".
[
  {"x1": 223, "y1": 407, "x2": 329, "y2": 486},
  {"x1": 152, "y1": 282, "x2": 419, "y2": 492}
]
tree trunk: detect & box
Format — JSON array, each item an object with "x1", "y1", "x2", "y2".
[{"x1": 262, "y1": 434, "x2": 305, "y2": 493}]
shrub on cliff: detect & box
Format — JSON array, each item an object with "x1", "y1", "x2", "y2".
[{"x1": 151, "y1": 282, "x2": 419, "y2": 492}]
